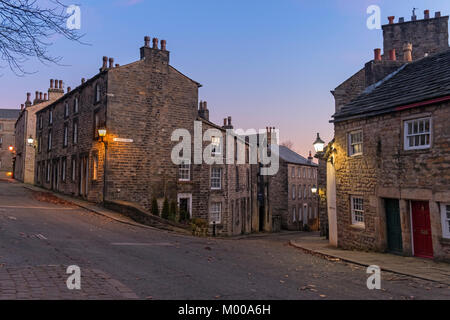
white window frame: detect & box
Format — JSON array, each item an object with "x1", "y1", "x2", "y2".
[
  {"x1": 95, "y1": 84, "x2": 101, "y2": 103},
  {"x1": 178, "y1": 161, "x2": 190, "y2": 181},
  {"x1": 404, "y1": 117, "x2": 431, "y2": 150},
  {"x1": 211, "y1": 167, "x2": 222, "y2": 190},
  {"x1": 348, "y1": 130, "x2": 363, "y2": 156},
  {"x1": 440, "y1": 203, "x2": 450, "y2": 239},
  {"x1": 211, "y1": 136, "x2": 222, "y2": 156},
  {"x1": 351, "y1": 196, "x2": 365, "y2": 226},
  {"x1": 210, "y1": 202, "x2": 222, "y2": 224}
]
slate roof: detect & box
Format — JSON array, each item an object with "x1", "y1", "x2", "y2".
[
  {"x1": 0, "y1": 109, "x2": 20, "y2": 119},
  {"x1": 274, "y1": 145, "x2": 317, "y2": 167},
  {"x1": 332, "y1": 49, "x2": 450, "y2": 122}
]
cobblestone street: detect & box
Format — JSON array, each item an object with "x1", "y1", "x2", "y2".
[{"x1": 0, "y1": 181, "x2": 448, "y2": 300}]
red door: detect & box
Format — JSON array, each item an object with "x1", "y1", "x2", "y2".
[{"x1": 411, "y1": 201, "x2": 433, "y2": 258}]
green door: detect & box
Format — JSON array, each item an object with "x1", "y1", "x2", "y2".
[{"x1": 385, "y1": 199, "x2": 403, "y2": 253}]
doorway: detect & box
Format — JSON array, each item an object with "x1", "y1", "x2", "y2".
[
  {"x1": 411, "y1": 201, "x2": 433, "y2": 259},
  {"x1": 177, "y1": 193, "x2": 192, "y2": 221},
  {"x1": 385, "y1": 199, "x2": 403, "y2": 253}
]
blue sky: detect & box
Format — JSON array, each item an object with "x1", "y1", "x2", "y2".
[{"x1": 1, "y1": 0, "x2": 449, "y2": 156}]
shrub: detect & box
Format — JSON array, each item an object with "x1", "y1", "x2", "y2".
[
  {"x1": 151, "y1": 197, "x2": 159, "y2": 216},
  {"x1": 169, "y1": 201, "x2": 177, "y2": 222},
  {"x1": 161, "y1": 198, "x2": 170, "y2": 220},
  {"x1": 191, "y1": 218, "x2": 208, "y2": 237}
]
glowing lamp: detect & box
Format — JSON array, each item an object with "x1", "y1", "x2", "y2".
[
  {"x1": 313, "y1": 133, "x2": 325, "y2": 153},
  {"x1": 8, "y1": 145, "x2": 14, "y2": 152},
  {"x1": 98, "y1": 128, "x2": 107, "y2": 138},
  {"x1": 311, "y1": 186, "x2": 318, "y2": 194},
  {"x1": 27, "y1": 136, "x2": 34, "y2": 145}
]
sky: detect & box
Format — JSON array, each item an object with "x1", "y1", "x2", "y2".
[{"x1": 1, "y1": 0, "x2": 449, "y2": 157}]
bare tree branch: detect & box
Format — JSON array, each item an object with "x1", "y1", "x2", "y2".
[{"x1": 0, "y1": 0, "x2": 85, "y2": 76}]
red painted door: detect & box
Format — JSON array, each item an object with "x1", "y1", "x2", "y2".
[{"x1": 411, "y1": 201, "x2": 433, "y2": 258}]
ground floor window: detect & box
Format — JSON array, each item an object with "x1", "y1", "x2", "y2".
[
  {"x1": 210, "y1": 202, "x2": 222, "y2": 224},
  {"x1": 351, "y1": 196, "x2": 364, "y2": 226},
  {"x1": 441, "y1": 203, "x2": 450, "y2": 239}
]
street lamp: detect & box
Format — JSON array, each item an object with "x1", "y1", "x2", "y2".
[
  {"x1": 8, "y1": 145, "x2": 15, "y2": 153},
  {"x1": 98, "y1": 127, "x2": 108, "y2": 204},
  {"x1": 27, "y1": 136, "x2": 34, "y2": 145},
  {"x1": 313, "y1": 133, "x2": 325, "y2": 153},
  {"x1": 311, "y1": 185, "x2": 317, "y2": 194}
]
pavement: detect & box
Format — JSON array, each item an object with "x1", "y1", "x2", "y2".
[
  {"x1": 0, "y1": 180, "x2": 449, "y2": 299},
  {"x1": 290, "y1": 236, "x2": 450, "y2": 285}
]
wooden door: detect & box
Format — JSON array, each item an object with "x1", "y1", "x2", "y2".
[
  {"x1": 411, "y1": 201, "x2": 433, "y2": 258},
  {"x1": 385, "y1": 199, "x2": 403, "y2": 253}
]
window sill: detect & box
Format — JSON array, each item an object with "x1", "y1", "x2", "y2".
[{"x1": 349, "y1": 223, "x2": 365, "y2": 230}]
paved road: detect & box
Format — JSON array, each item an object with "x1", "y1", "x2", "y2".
[{"x1": 0, "y1": 180, "x2": 448, "y2": 299}]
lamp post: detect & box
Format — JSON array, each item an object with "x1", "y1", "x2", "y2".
[
  {"x1": 313, "y1": 133, "x2": 325, "y2": 154},
  {"x1": 27, "y1": 136, "x2": 38, "y2": 149},
  {"x1": 98, "y1": 127, "x2": 107, "y2": 204}
]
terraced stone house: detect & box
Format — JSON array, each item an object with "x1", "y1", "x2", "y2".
[{"x1": 33, "y1": 37, "x2": 271, "y2": 236}]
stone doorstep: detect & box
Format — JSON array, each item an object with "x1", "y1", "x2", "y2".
[
  {"x1": 289, "y1": 239, "x2": 450, "y2": 286},
  {"x1": 20, "y1": 184, "x2": 191, "y2": 236}
]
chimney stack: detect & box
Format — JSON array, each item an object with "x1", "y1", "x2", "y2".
[
  {"x1": 161, "y1": 40, "x2": 167, "y2": 51},
  {"x1": 403, "y1": 43, "x2": 413, "y2": 62},
  {"x1": 59, "y1": 80, "x2": 63, "y2": 89},
  {"x1": 198, "y1": 101, "x2": 210, "y2": 121},
  {"x1": 374, "y1": 48, "x2": 382, "y2": 61},
  {"x1": 144, "y1": 36, "x2": 150, "y2": 48},
  {"x1": 388, "y1": 16, "x2": 395, "y2": 24},
  {"x1": 424, "y1": 10, "x2": 430, "y2": 19},
  {"x1": 50, "y1": 79, "x2": 54, "y2": 89},
  {"x1": 152, "y1": 38, "x2": 158, "y2": 49},
  {"x1": 389, "y1": 49, "x2": 396, "y2": 61},
  {"x1": 25, "y1": 92, "x2": 31, "y2": 107},
  {"x1": 109, "y1": 57, "x2": 114, "y2": 68}
]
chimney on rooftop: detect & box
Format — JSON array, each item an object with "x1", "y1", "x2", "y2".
[
  {"x1": 424, "y1": 10, "x2": 430, "y2": 19},
  {"x1": 25, "y1": 92, "x2": 31, "y2": 107},
  {"x1": 389, "y1": 49, "x2": 396, "y2": 61},
  {"x1": 403, "y1": 43, "x2": 413, "y2": 62},
  {"x1": 374, "y1": 48, "x2": 382, "y2": 61},
  {"x1": 198, "y1": 101, "x2": 210, "y2": 121},
  {"x1": 109, "y1": 57, "x2": 114, "y2": 68},
  {"x1": 140, "y1": 36, "x2": 170, "y2": 66},
  {"x1": 388, "y1": 16, "x2": 395, "y2": 24}
]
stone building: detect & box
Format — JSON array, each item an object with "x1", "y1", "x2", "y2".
[
  {"x1": 270, "y1": 146, "x2": 318, "y2": 231},
  {"x1": 34, "y1": 37, "x2": 266, "y2": 236},
  {"x1": 328, "y1": 10, "x2": 450, "y2": 260},
  {"x1": 0, "y1": 109, "x2": 20, "y2": 178},
  {"x1": 14, "y1": 82, "x2": 65, "y2": 184}
]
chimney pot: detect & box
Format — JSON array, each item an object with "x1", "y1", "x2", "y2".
[
  {"x1": 389, "y1": 49, "x2": 396, "y2": 61},
  {"x1": 374, "y1": 48, "x2": 382, "y2": 61},
  {"x1": 224, "y1": 119, "x2": 227, "y2": 126},
  {"x1": 203, "y1": 101, "x2": 207, "y2": 110},
  {"x1": 109, "y1": 57, "x2": 114, "y2": 68},
  {"x1": 424, "y1": 10, "x2": 430, "y2": 19},
  {"x1": 81, "y1": 78, "x2": 85, "y2": 84},
  {"x1": 144, "y1": 36, "x2": 150, "y2": 47},
  {"x1": 59, "y1": 80, "x2": 63, "y2": 89},
  {"x1": 102, "y1": 56, "x2": 108, "y2": 70},
  {"x1": 227, "y1": 116, "x2": 231, "y2": 126},
  {"x1": 50, "y1": 79, "x2": 54, "y2": 88},
  {"x1": 435, "y1": 12, "x2": 441, "y2": 18},
  {"x1": 161, "y1": 40, "x2": 167, "y2": 51},
  {"x1": 21, "y1": 104, "x2": 24, "y2": 110},
  {"x1": 388, "y1": 16, "x2": 395, "y2": 24},
  {"x1": 35, "y1": 91, "x2": 39, "y2": 99},
  {"x1": 67, "y1": 87, "x2": 71, "y2": 93},
  {"x1": 403, "y1": 43, "x2": 413, "y2": 62},
  {"x1": 44, "y1": 93, "x2": 47, "y2": 100},
  {"x1": 39, "y1": 92, "x2": 43, "y2": 100},
  {"x1": 399, "y1": 17, "x2": 405, "y2": 23},
  {"x1": 115, "y1": 64, "x2": 120, "y2": 67},
  {"x1": 152, "y1": 38, "x2": 158, "y2": 49},
  {"x1": 54, "y1": 79, "x2": 58, "y2": 88},
  {"x1": 26, "y1": 92, "x2": 31, "y2": 101}
]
